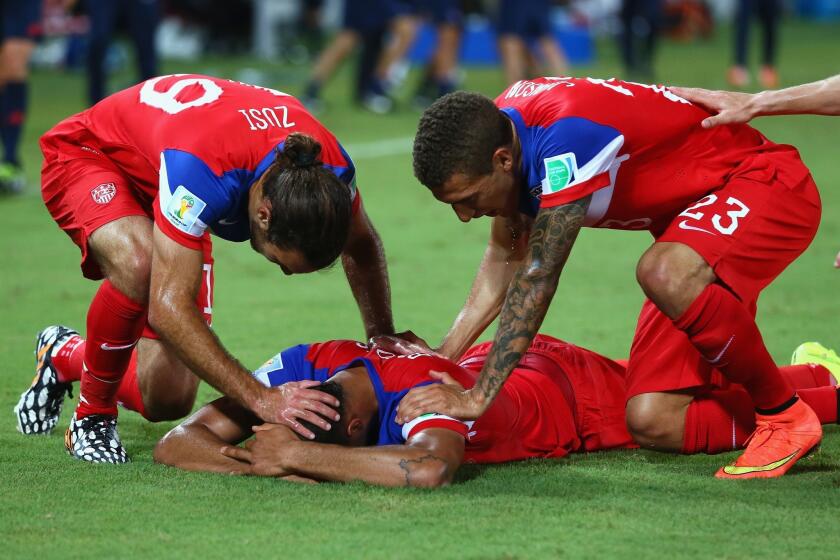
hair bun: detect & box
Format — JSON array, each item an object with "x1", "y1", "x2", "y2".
[{"x1": 278, "y1": 133, "x2": 323, "y2": 169}]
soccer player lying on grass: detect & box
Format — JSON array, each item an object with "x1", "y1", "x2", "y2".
[{"x1": 153, "y1": 335, "x2": 840, "y2": 486}]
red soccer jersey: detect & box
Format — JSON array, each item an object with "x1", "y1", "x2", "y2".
[
  {"x1": 253, "y1": 340, "x2": 582, "y2": 464},
  {"x1": 40, "y1": 74, "x2": 359, "y2": 250},
  {"x1": 496, "y1": 77, "x2": 810, "y2": 233}
]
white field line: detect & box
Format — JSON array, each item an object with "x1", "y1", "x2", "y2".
[{"x1": 345, "y1": 136, "x2": 414, "y2": 160}]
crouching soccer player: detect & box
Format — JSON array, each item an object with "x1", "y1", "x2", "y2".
[
  {"x1": 153, "y1": 335, "x2": 840, "y2": 485},
  {"x1": 13, "y1": 74, "x2": 394, "y2": 464}
]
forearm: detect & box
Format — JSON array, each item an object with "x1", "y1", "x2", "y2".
[
  {"x1": 471, "y1": 198, "x2": 589, "y2": 407},
  {"x1": 154, "y1": 425, "x2": 250, "y2": 474},
  {"x1": 439, "y1": 254, "x2": 520, "y2": 360},
  {"x1": 752, "y1": 75, "x2": 840, "y2": 117},
  {"x1": 283, "y1": 442, "x2": 456, "y2": 488},
  {"x1": 149, "y1": 301, "x2": 265, "y2": 411},
  {"x1": 342, "y1": 224, "x2": 394, "y2": 339},
  {"x1": 439, "y1": 216, "x2": 528, "y2": 360}
]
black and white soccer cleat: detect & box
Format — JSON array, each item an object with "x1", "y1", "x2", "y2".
[
  {"x1": 65, "y1": 413, "x2": 129, "y2": 464},
  {"x1": 14, "y1": 325, "x2": 77, "y2": 435}
]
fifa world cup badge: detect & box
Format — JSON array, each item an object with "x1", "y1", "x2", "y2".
[{"x1": 542, "y1": 153, "x2": 577, "y2": 195}]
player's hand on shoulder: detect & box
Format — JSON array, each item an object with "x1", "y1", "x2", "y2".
[
  {"x1": 396, "y1": 381, "x2": 484, "y2": 425},
  {"x1": 668, "y1": 86, "x2": 757, "y2": 129},
  {"x1": 369, "y1": 330, "x2": 444, "y2": 358},
  {"x1": 252, "y1": 380, "x2": 340, "y2": 439}
]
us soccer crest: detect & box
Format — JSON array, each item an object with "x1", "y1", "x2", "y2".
[
  {"x1": 91, "y1": 183, "x2": 116, "y2": 204},
  {"x1": 542, "y1": 153, "x2": 578, "y2": 195}
]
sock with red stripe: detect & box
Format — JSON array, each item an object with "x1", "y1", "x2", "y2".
[
  {"x1": 779, "y1": 364, "x2": 834, "y2": 390},
  {"x1": 77, "y1": 281, "x2": 146, "y2": 418},
  {"x1": 681, "y1": 389, "x2": 755, "y2": 454},
  {"x1": 674, "y1": 284, "x2": 794, "y2": 411}
]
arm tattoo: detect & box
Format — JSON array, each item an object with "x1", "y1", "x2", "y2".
[
  {"x1": 398, "y1": 454, "x2": 449, "y2": 487},
  {"x1": 476, "y1": 196, "x2": 591, "y2": 402}
]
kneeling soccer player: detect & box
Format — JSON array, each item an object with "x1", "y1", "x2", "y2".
[{"x1": 154, "y1": 335, "x2": 840, "y2": 485}]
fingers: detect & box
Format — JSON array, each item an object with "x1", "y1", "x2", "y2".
[
  {"x1": 293, "y1": 395, "x2": 340, "y2": 421},
  {"x1": 834, "y1": 251, "x2": 840, "y2": 268},
  {"x1": 701, "y1": 111, "x2": 741, "y2": 129},
  {"x1": 295, "y1": 388, "x2": 340, "y2": 411},
  {"x1": 252, "y1": 423, "x2": 285, "y2": 432},
  {"x1": 396, "y1": 386, "x2": 440, "y2": 424},
  {"x1": 287, "y1": 380, "x2": 323, "y2": 390},
  {"x1": 280, "y1": 416, "x2": 316, "y2": 440},
  {"x1": 287, "y1": 408, "x2": 333, "y2": 432},
  {"x1": 220, "y1": 445, "x2": 252, "y2": 463}
]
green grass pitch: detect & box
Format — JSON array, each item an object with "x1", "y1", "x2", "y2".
[{"x1": 2, "y1": 20, "x2": 839, "y2": 559}]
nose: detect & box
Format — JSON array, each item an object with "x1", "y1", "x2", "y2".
[{"x1": 452, "y1": 204, "x2": 473, "y2": 223}]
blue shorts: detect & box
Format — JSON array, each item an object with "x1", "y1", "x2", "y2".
[
  {"x1": 343, "y1": 0, "x2": 395, "y2": 32},
  {"x1": 394, "y1": 0, "x2": 462, "y2": 25},
  {"x1": 1, "y1": 0, "x2": 42, "y2": 41},
  {"x1": 497, "y1": 0, "x2": 552, "y2": 39}
]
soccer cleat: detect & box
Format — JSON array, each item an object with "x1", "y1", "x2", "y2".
[
  {"x1": 65, "y1": 413, "x2": 129, "y2": 464},
  {"x1": 715, "y1": 398, "x2": 821, "y2": 479},
  {"x1": 0, "y1": 161, "x2": 25, "y2": 195},
  {"x1": 14, "y1": 325, "x2": 77, "y2": 435},
  {"x1": 791, "y1": 342, "x2": 840, "y2": 384}
]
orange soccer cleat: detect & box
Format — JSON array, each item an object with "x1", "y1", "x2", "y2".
[{"x1": 715, "y1": 398, "x2": 822, "y2": 479}]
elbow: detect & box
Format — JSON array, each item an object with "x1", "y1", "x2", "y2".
[
  {"x1": 146, "y1": 296, "x2": 175, "y2": 336},
  {"x1": 153, "y1": 427, "x2": 183, "y2": 467},
  {"x1": 412, "y1": 461, "x2": 456, "y2": 489}
]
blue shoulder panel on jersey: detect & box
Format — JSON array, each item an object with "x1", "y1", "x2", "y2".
[
  {"x1": 502, "y1": 108, "x2": 622, "y2": 217},
  {"x1": 252, "y1": 344, "x2": 332, "y2": 387}
]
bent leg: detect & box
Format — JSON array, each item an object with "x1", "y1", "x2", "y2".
[
  {"x1": 134, "y1": 338, "x2": 199, "y2": 421},
  {"x1": 626, "y1": 391, "x2": 693, "y2": 450}
]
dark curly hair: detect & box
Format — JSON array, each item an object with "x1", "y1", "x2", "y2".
[
  {"x1": 260, "y1": 133, "x2": 352, "y2": 270},
  {"x1": 412, "y1": 91, "x2": 512, "y2": 190}
]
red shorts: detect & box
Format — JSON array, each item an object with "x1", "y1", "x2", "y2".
[
  {"x1": 626, "y1": 159, "x2": 821, "y2": 399},
  {"x1": 41, "y1": 138, "x2": 215, "y2": 338},
  {"x1": 461, "y1": 335, "x2": 636, "y2": 453}
]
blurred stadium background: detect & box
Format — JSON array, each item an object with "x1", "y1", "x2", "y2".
[{"x1": 1, "y1": 0, "x2": 839, "y2": 558}]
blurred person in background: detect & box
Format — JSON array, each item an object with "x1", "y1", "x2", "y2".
[
  {"x1": 728, "y1": 0, "x2": 781, "y2": 89},
  {"x1": 302, "y1": 0, "x2": 394, "y2": 113},
  {"x1": 84, "y1": 0, "x2": 160, "y2": 105},
  {"x1": 497, "y1": 0, "x2": 568, "y2": 85},
  {"x1": 0, "y1": 0, "x2": 45, "y2": 194},
  {"x1": 672, "y1": 75, "x2": 840, "y2": 267},
  {"x1": 373, "y1": 0, "x2": 462, "y2": 108},
  {"x1": 618, "y1": 0, "x2": 663, "y2": 81}
]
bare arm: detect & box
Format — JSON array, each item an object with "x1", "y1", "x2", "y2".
[
  {"x1": 438, "y1": 215, "x2": 531, "y2": 361},
  {"x1": 670, "y1": 75, "x2": 840, "y2": 128},
  {"x1": 341, "y1": 201, "x2": 395, "y2": 339},
  {"x1": 224, "y1": 427, "x2": 465, "y2": 488},
  {"x1": 396, "y1": 196, "x2": 590, "y2": 422},
  {"x1": 153, "y1": 397, "x2": 256, "y2": 474},
  {"x1": 149, "y1": 226, "x2": 339, "y2": 434}
]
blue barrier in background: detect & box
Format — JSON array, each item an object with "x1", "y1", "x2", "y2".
[
  {"x1": 797, "y1": 0, "x2": 840, "y2": 19},
  {"x1": 407, "y1": 18, "x2": 594, "y2": 66}
]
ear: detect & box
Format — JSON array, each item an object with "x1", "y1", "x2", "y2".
[
  {"x1": 346, "y1": 418, "x2": 365, "y2": 443},
  {"x1": 493, "y1": 146, "x2": 515, "y2": 173},
  {"x1": 255, "y1": 200, "x2": 272, "y2": 232}
]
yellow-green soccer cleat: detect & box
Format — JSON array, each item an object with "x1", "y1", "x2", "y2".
[{"x1": 791, "y1": 342, "x2": 840, "y2": 384}]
